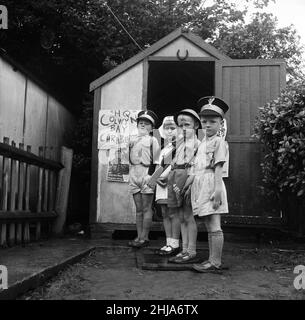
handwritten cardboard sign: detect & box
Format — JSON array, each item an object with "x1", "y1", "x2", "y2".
[{"x1": 98, "y1": 110, "x2": 139, "y2": 150}]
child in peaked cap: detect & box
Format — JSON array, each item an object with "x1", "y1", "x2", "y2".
[
  {"x1": 167, "y1": 108, "x2": 201, "y2": 263},
  {"x1": 128, "y1": 109, "x2": 160, "y2": 248},
  {"x1": 189, "y1": 96, "x2": 229, "y2": 273},
  {"x1": 154, "y1": 116, "x2": 181, "y2": 256}
]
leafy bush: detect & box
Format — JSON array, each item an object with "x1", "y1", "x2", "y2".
[{"x1": 254, "y1": 80, "x2": 305, "y2": 199}]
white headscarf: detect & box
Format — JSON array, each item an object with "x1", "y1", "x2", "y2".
[{"x1": 158, "y1": 116, "x2": 177, "y2": 139}]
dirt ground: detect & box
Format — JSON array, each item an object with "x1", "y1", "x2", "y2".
[{"x1": 19, "y1": 246, "x2": 305, "y2": 300}]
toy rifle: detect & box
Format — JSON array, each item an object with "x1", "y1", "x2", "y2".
[{"x1": 147, "y1": 135, "x2": 184, "y2": 189}]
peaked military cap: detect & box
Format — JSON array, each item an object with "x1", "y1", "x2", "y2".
[
  {"x1": 137, "y1": 110, "x2": 158, "y2": 126},
  {"x1": 197, "y1": 96, "x2": 229, "y2": 118}
]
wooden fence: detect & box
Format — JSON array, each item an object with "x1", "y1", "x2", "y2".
[{"x1": 0, "y1": 137, "x2": 64, "y2": 247}]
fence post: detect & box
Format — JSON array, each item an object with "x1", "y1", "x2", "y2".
[
  {"x1": 52, "y1": 146, "x2": 73, "y2": 235},
  {"x1": 8, "y1": 140, "x2": 18, "y2": 246},
  {"x1": 23, "y1": 145, "x2": 32, "y2": 243},
  {"x1": 16, "y1": 143, "x2": 25, "y2": 244}
]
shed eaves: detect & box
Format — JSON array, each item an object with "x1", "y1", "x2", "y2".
[{"x1": 89, "y1": 28, "x2": 231, "y2": 92}]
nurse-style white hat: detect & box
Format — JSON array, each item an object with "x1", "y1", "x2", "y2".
[{"x1": 158, "y1": 116, "x2": 176, "y2": 139}]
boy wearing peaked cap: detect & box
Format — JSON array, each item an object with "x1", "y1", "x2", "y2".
[
  {"x1": 189, "y1": 96, "x2": 229, "y2": 273},
  {"x1": 128, "y1": 110, "x2": 160, "y2": 248},
  {"x1": 167, "y1": 108, "x2": 201, "y2": 263}
]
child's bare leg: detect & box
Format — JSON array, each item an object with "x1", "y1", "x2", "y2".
[
  {"x1": 205, "y1": 214, "x2": 223, "y2": 267},
  {"x1": 162, "y1": 205, "x2": 172, "y2": 246},
  {"x1": 133, "y1": 193, "x2": 143, "y2": 240},
  {"x1": 179, "y1": 208, "x2": 188, "y2": 253},
  {"x1": 140, "y1": 193, "x2": 154, "y2": 241},
  {"x1": 183, "y1": 206, "x2": 197, "y2": 256},
  {"x1": 171, "y1": 212, "x2": 181, "y2": 246}
]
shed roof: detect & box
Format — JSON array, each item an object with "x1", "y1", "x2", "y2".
[{"x1": 89, "y1": 28, "x2": 231, "y2": 92}]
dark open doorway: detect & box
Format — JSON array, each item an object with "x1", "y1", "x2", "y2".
[{"x1": 147, "y1": 61, "x2": 214, "y2": 127}]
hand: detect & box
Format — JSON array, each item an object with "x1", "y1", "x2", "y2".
[
  {"x1": 144, "y1": 175, "x2": 152, "y2": 185},
  {"x1": 183, "y1": 185, "x2": 192, "y2": 205},
  {"x1": 157, "y1": 177, "x2": 167, "y2": 187},
  {"x1": 173, "y1": 183, "x2": 181, "y2": 196},
  {"x1": 210, "y1": 189, "x2": 222, "y2": 210}
]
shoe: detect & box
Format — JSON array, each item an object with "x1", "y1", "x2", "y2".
[
  {"x1": 128, "y1": 239, "x2": 140, "y2": 247},
  {"x1": 168, "y1": 251, "x2": 188, "y2": 263},
  {"x1": 172, "y1": 252, "x2": 198, "y2": 264},
  {"x1": 133, "y1": 239, "x2": 150, "y2": 248},
  {"x1": 192, "y1": 261, "x2": 222, "y2": 273},
  {"x1": 154, "y1": 245, "x2": 168, "y2": 255},
  {"x1": 159, "y1": 246, "x2": 180, "y2": 256}
]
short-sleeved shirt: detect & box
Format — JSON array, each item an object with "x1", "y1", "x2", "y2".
[
  {"x1": 189, "y1": 135, "x2": 228, "y2": 176},
  {"x1": 129, "y1": 134, "x2": 160, "y2": 166},
  {"x1": 173, "y1": 136, "x2": 200, "y2": 166}
]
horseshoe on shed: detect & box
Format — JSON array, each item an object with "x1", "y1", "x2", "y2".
[{"x1": 176, "y1": 49, "x2": 189, "y2": 61}]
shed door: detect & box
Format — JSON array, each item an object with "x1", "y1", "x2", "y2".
[{"x1": 215, "y1": 60, "x2": 286, "y2": 225}]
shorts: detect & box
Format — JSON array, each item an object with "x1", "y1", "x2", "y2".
[
  {"x1": 167, "y1": 168, "x2": 189, "y2": 208},
  {"x1": 129, "y1": 164, "x2": 155, "y2": 194},
  {"x1": 191, "y1": 172, "x2": 228, "y2": 217}
]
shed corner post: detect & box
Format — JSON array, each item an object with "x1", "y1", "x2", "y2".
[{"x1": 89, "y1": 87, "x2": 101, "y2": 229}]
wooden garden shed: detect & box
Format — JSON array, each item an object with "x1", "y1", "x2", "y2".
[{"x1": 89, "y1": 28, "x2": 286, "y2": 237}]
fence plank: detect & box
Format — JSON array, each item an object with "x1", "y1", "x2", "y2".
[
  {"x1": 2, "y1": 137, "x2": 10, "y2": 211},
  {"x1": 43, "y1": 147, "x2": 49, "y2": 212},
  {"x1": 8, "y1": 141, "x2": 18, "y2": 246},
  {"x1": 37, "y1": 147, "x2": 43, "y2": 213},
  {"x1": 16, "y1": 143, "x2": 25, "y2": 244},
  {"x1": 36, "y1": 146, "x2": 44, "y2": 241},
  {"x1": 23, "y1": 145, "x2": 31, "y2": 243},
  {"x1": 10, "y1": 141, "x2": 18, "y2": 211},
  {"x1": 52, "y1": 147, "x2": 73, "y2": 235},
  {"x1": 0, "y1": 137, "x2": 10, "y2": 247},
  {"x1": 17, "y1": 143, "x2": 25, "y2": 210},
  {"x1": 48, "y1": 147, "x2": 55, "y2": 211},
  {"x1": 0, "y1": 224, "x2": 7, "y2": 247}
]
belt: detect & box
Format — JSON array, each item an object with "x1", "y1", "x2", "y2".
[
  {"x1": 130, "y1": 162, "x2": 150, "y2": 167},
  {"x1": 171, "y1": 164, "x2": 191, "y2": 170}
]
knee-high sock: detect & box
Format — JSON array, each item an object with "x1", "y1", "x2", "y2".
[
  {"x1": 209, "y1": 230, "x2": 224, "y2": 267},
  {"x1": 208, "y1": 232, "x2": 212, "y2": 261}
]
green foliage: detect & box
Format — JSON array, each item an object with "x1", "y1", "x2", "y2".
[
  {"x1": 254, "y1": 80, "x2": 305, "y2": 198},
  {"x1": 212, "y1": 11, "x2": 305, "y2": 80}
]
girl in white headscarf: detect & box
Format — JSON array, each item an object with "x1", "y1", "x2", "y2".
[{"x1": 155, "y1": 116, "x2": 181, "y2": 256}]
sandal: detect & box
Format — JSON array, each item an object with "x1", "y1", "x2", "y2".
[
  {"x1": 128, "y1": 239, "x2": 140, "y2": 247},
  {"x1": 168, "y1": 251, "x2": 188, "y2": 263},
  {"x1": 192, "y1": 261, "x2": 222, "y2": 273},
  {"x1": 133, "y1": 239, "x2": 150, "y2": 248},
  {"x1": 173, "y1": 252, "x2": 198, "y2": 264},
  {"x1": 159, "y1": 246, "x2": 180, "y2": 256},
  {"x1": 154, "y1": 245, "x2": 168, "y2": 254}
]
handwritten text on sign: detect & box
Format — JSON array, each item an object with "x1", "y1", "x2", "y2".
[{"x1": 98, "y1": 110, "x2": 139, "y2": 150}]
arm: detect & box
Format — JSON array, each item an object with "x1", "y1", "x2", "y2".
[{"x1": 211, "y1": 162, "x2": 224, "y2": 210}]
